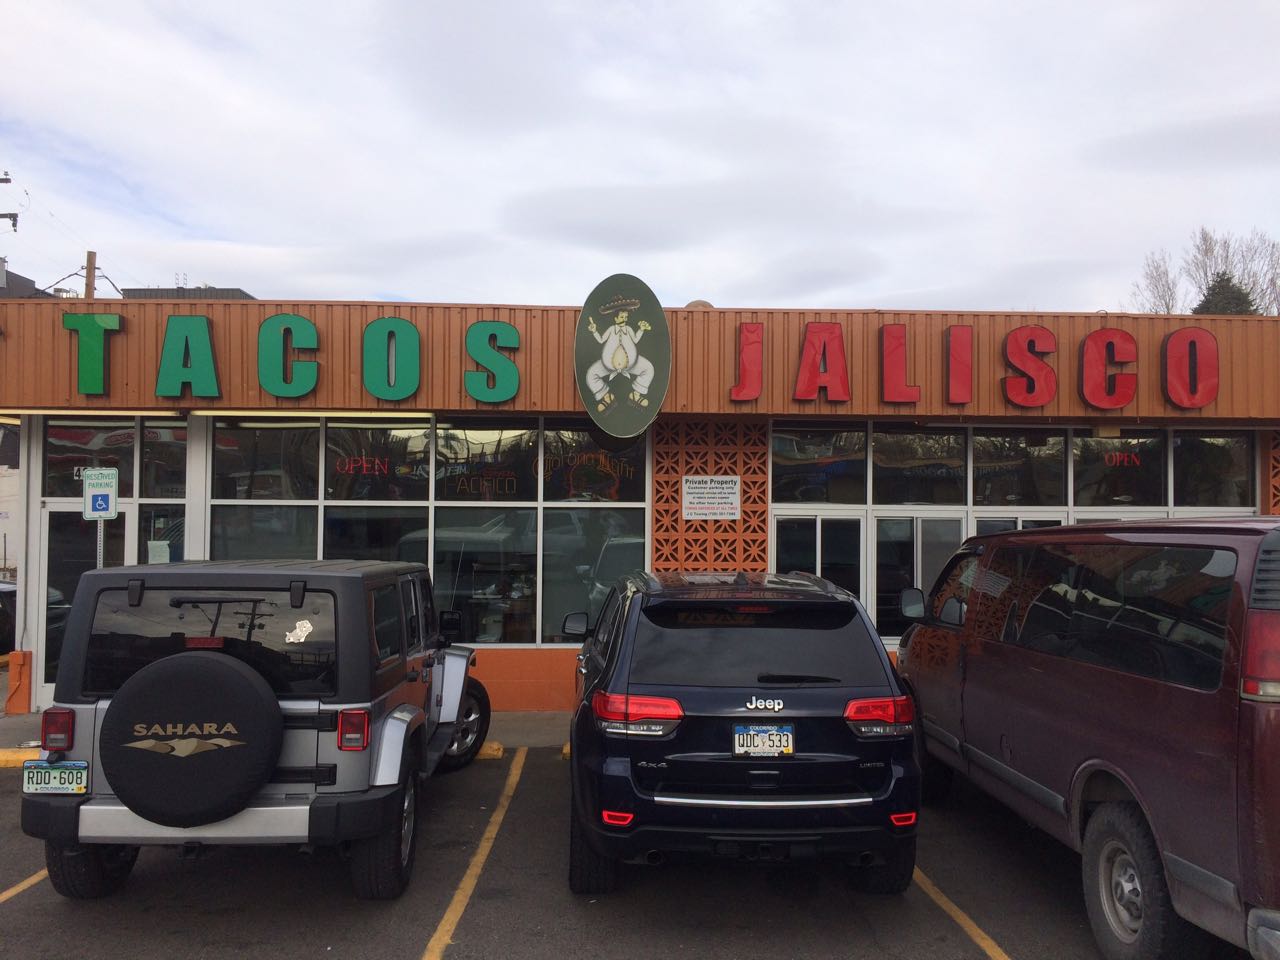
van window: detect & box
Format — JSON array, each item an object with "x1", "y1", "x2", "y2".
[
  {"x1": 1015, "y1": 547, "x2": 1078, "y2": 654},
  {"x1": 1070, "y1": 545, "x2": 1235, "y2": 691},
  {"x1": 929, "y1": 553, "x2": 980, "y2": 621}
]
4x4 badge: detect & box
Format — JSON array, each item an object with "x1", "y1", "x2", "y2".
[{"x1": 746, "y1": 697, "x2": 784, "y2": 712}]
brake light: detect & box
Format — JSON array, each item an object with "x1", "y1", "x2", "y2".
[
  {"x1": 890, "y1": 812, "x2": 917, "y2": 827},
  {"x1": 338, "y1": 709, "x2": 370, "y2": 751},
  {"x1": 591, "y1": 690, "x2": 683, "y2": 736},
  {"x1": 601, "y1": 809, "x2": 634, "y2": 827},
  {"x1": 735, "y1": 605, "x2": 772, "y2": 614},
  {"x1": 844, "y1": 696, "x2": 914, "y2": 737},
  {"x1": 42, "y1": 707, "x2": 75, "y2": 752},
  {"x1": 1243, "y1": 610, "x2": 1280, "y2": 700}
]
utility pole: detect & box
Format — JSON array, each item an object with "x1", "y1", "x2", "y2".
[
  {"x1": 0, "y1": 170, "x2": 15, "y2": 231},
  {"x1": 85, "y1": 250, "x2": 96, "y2": 299}
]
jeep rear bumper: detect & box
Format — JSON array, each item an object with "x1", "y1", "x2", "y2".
[{"x1": 22, "y1": 787, "x2": 401, "y2": 847}]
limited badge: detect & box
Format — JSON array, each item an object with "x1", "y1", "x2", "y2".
[{"x1": 285, "y1": 620, "x2": 313, "y2": 644}]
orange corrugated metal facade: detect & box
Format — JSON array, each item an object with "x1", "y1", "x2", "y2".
[{"x1": 0, "y1": 299, "x2": 1274, "y2": 422}]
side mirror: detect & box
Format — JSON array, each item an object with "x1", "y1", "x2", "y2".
[
  {"x1": 562, "y1": 612, "x2": 588, "y2": 638},
  {"x1": 899, "y1": 588, "x2": 926, "y2": 621},
  {"x1": 438, "y1": 610, "x2": 463, "y2": 646},
  {"x1": 938, "y1": 596, "x2": 966, "y2": 627}
]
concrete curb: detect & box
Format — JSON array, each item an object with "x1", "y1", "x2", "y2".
[
  {"x1": 561, "y1": 742, "x2": 571, "y2": 760},
  {"x1": 477, "y1": 741, "x2": 504, "y2": 761},
  {"x1": 0, "y1": 749, "x2": 39, "y2": 768}
]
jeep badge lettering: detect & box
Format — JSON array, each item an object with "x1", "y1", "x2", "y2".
[{"x1": 746, "y1": 697, "x2": 784, "y2": 712}]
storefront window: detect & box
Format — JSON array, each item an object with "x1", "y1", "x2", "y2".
[
  {"x1": 541, "y1": 507, "x2": 646, "y2": 642},
  {"x1": 543, "y1": 421, "x2": 645, "y2": 502},
  {"x1": 435, "y1": 422, "x2": 538, "y2": 502},
  {"x1": 212, "y1": 421, "x2": 318, "y2": 500},
  {"x1": 973, "y1": 429, "x2": 1065, "y2": 506},
  {"x1": 1073, "y1": 432, "x2": 1165, "y2": 507},
  {"x1": 141, "y1": 420, "x2": 187, "y2": 498},
  {"x1": 324, "y1": 506, "x2": 429, "y2": 562},
  {"x1": 210, "y1": 505, "x2": 317, "y2": 559},
  {"x1": 433, "y1": 506, "x2": 537, "y2": 643},
  {"x1": 325, "y1": 424, "x2": 431, "y2": 501},
  {"x1": 44, "y1": 420, "x2": 136, "y2": 497},
  {"x1": 1173, "y1": 432, "x2": 1255, "y2": 507},
  {"x1": 140, "y1": 505, "x2": 185, "y2": 563},
  {"x1": 772, "y1": 426, "x2": 867, "y2": 503},
  {"x1": 872, "y1": 427, "x2": 965, "y2": 505}
]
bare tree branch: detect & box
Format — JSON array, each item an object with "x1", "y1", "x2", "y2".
[{"x1": 1128, "y1": 248, "x2": 1183, "y2": 314}]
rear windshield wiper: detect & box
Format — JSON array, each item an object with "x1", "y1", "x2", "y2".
[{"x1": 756, "y1": 673, "x2": 841, "y2": 684}]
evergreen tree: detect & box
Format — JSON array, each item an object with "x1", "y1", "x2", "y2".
[{"x1": 1191, "y1": 271, "x2": 1258, "y2": 315}]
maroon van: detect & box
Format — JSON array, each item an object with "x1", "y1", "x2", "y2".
[{"x1": 898, "y1": 518, "x2": 1280, "y2": 960}]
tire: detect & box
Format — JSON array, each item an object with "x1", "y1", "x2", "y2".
[
  {"x1": 1081, "y1": 803, "x2": 1210, "y2": 960},
  {"x1": 851, "y1": 837, "x2": 916, "y2": 895},
  {"x1": 920, "y1": 752, "x2": 955, "y2": 806},
  {"x1": 568, "y1": 799, "x2": 618, "y2": 895},
  {"x1": 437, "y1": 679, "x2": 491, "y2": 773},
  {"x1": 350, "y1": 752, "x2": 419, "y2": 900},
  {"x1": 99, "y1": 651, "x2": 283, "y2": 828},
  {"x1": 45, "y1": 842, "x2": 139, "y2": 899}
]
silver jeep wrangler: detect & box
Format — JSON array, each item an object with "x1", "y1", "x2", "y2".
[{"x1": 21, "y1": 559, "x2": 489, "y2": 900}]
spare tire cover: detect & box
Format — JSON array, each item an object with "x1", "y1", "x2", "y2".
[{"x1": 100, "y1": 651, "x2": 284, "y2": 828}]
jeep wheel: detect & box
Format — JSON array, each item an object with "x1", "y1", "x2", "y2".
[
  {"x1": 45, "y1": 842, "x2": 139, "y2": 899},
  {"x1": 350, "y1": 754, "x2": 419, "y2": 900},
  {"x1": 1081, "y1": 803, "x2": 1209, "y2": 960},
  {"x1": 850, "y1": 837, "x2": 916, "y2": 895},
  {"x1": 438, "y1": 678, "x2": 491, "y2": 773},
  {"x1": 568, "y1": 799, "x2": 618, "y2": 895}
]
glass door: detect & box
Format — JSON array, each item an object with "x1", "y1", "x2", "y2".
[
  {"x1": 772, "y1": 512, "x2": 865, "y2": 601},
  {"x1": 37, "y1": 506, "x2": 135, "y2": 695},
  {"x1": 873, "y1": 514, "x2": 967, "y2": 641}
]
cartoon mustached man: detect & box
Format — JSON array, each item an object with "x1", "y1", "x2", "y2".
[{"x1": 585, "y1": 296, "x2": 655, "y2": 412}]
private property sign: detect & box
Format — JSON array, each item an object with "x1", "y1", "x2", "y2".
[
  {"x1": 82, "y1": 467, "x2": 118, "y2": 520},
  {"x1": 682, "y1": 475, "x2": 741, "y2": 521}
]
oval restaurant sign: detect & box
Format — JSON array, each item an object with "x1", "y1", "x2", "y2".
[{"x1": 574, "y1": 274, "x2": 671, "y2": 438}]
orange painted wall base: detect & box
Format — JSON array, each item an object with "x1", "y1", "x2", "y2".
[
  {"x1": 469, "y1": 647, "x2": 578, "y2": 711},
  {"x1": 5, "y1": 651, "x2": 31, "y2": 714}
]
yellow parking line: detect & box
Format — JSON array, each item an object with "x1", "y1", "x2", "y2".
[
  {"x1": 0, "y1": 749, "x2": 40, "y2": 768},
  {"x1": 422, "y1": 746, "x2": 527, "y2": 960},
  {"x1": 0, "y1": 869, "x2": 47, "y2": 905},
  {"x1": 914, "y1": 868, "x2": 1013, "y2": 960}
]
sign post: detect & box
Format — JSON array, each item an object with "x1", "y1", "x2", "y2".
[{"x1": 82, "y1": 467, "x2": 119, "y2": 570}]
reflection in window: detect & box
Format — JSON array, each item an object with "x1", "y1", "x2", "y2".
[
  {"x1": 433, "y1": 507, "x2": 537, "y2": 643},
  {"x1": 1073, "y1": 432, "x2": 1165, "y2": 507},
  {"x1": 141, "y1": 420, "x2": 187, "y2": 498},
  {"x1": 771, "y1": 426, "x2": 867, "y2": 503},
  {"x1": 140, "y1": 505, "x2": 185, "y2": 563},
  {"x1": 541, "y1": 508, "x2": 646, "y2": 642},
  {"x1": 973, "y1": 429, "x2": 1065, "y2": 506},
  {"x1": 872, "y1": 427, "x2": 965, "y2": 505},
  {"x1": 543, "y1": 421, "x2": 645, "y2": 502},
  {"x1": 435, "y1": 422, "x2": 538, "y2": 502},
  {"x1": 210, "y1": 505, "x2": 318, "y2": 560},
  {"x1": 212, "y1": 422, "x2": 319, "y2": 500},
  {"x1": 45, "y1": 420, "x2": 136, "y2": 497},
  {"x1": 1173, "y1": 432, "x2": 1254, "y2": 507},
  {"x1": 875, "y1": 518, "x2": 915, "y2": 636},
  {"x1": 324, "y1": 506, "x2": 428, "y2": 562},
  {"x1": 326, "y1": 424, "x2": 431, "y2": 501}
]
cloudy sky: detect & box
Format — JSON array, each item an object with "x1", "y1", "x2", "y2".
[{"x1": 3, "y1": 1, "x2": 1277, "y2": 312}]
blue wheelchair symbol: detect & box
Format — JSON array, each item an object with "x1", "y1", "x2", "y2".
[{"x1": 92, "y1": 494, "x2": 111, "y2": 513}]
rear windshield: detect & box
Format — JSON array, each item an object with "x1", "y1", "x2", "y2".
[
  {"x1": 85, "y1": 589, "x2": 338, "y2": 697},
  {"x1": 629, "y1": 602, "x2": 887, "y2": 687}
]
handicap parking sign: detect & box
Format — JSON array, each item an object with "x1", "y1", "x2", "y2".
[{"x1": 82, "y1": 468, "x2": 119, "y2": 520}]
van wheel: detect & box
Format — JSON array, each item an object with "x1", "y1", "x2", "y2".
[
  {"x1": 1081, "y1": 803, "x2": 1209, "y2": 960},
  {"x1": 920, "y1": 753, "x2": 954, "y2": 806},
  {"x1": 350, "y1": 755, "x2": 418, "y2": 900},
  {"x1": 851, "y1": 837, "x2": 916, "y2": 895},
  {"x1": 568, "y1": 801, "x2": 618, "y2": 895},
  {"x1": 45, "y1": 842, "x2": 139, "y2": 899},
  {"x1": 438, "y1": 679, "x2": 491, "y2": 773}
]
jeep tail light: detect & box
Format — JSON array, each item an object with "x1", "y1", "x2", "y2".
[
  {"x1": 591, "y1": 690, "x2": 683, "y2": 737},
  {"x1": 890, "y1": 812, "x2": 917, "y2": 827},
  {"x1": 844, "y1": 696, "x2": 914, "y2": 737},
  {"x1": 42, "y1": 707, "x2": 75, "y2": 752},
  {"x1": 1243, "y1": 610, "x2": 1280, "y2": 700},
  {"x1": 338, "y1": 709, "x2": 370, "y2": 751},
  {"x1": 601, "y1": 809, "x2": 634, "y2": 827}
]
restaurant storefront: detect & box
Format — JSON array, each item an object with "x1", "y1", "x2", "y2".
[{"x1": 1, "y1": 286, "x2": 1275, "y2": 711}]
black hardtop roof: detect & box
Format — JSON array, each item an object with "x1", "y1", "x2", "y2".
[
  {"x1": 78, "y1": 558, "x2": 427, "y2": 586},
  {"x1": 966, "y1": 516, "x2": 1280, "y2": 546},
  {"x1": 627, "y1": 570, "x2": 853, "y2": 602}
]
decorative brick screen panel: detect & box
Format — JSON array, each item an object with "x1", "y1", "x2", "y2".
[
  {"x1": 652, "y1": 418, "x2": 769, "y2": 572},
  {"x1": 1267, "y1": 431, "x2": 1280, "y2": 516}
]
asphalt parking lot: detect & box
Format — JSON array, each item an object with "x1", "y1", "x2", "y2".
[{"x1": 0, "y1": 737, "x2": 1251, "y2": 960}]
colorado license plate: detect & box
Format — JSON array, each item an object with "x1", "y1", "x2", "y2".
[
  {"x1": 733, "y1": 724, "x2": 794, "y2": 757},
  {"x1": 22, "y1": 760, "x2": 88, "y2": 795}
]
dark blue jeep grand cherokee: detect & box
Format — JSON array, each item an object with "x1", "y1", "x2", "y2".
[{"x1": 566, "y1": 571, "x2": 919, "y2": 895}]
